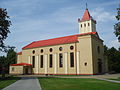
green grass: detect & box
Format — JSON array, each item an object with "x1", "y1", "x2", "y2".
[
  {"x1": 0, "y1": 76, "x2": 20, "y2": 89},
  {"x1": 39, "y1": 77, "x2": 120, "y2": 90},
  {"x1": 109, "y1": 77, "x2": 120, "y2": 81}
]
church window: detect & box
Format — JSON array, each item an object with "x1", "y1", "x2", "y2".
[
  {"x1": 70, "y1": 46, "x2": 74, "y2": 50},
  {"x1": 49, "y1": 48, "x2": 53, "y2": 52},
  {"x1": 12, "y1": 67, "x2": 14, "y2": 71},
  {"x1": 81, "y1": 24, "x2": 82, "y2": 28},
  {"x1": 40, "y1": 55, "x2": 43, "y2": 68},
  {"x1": 97, "y1": 46, "x2": 100, "y2": 54},
  {"x1": 84, "y1": 23, "x2": 86, "y2": 27},
  {"x1": 32, "y1": 56, "x2": 35, "y2": 68},
  {"x1": 40, "y1": 49, "x2": 43, "y2": 53},
  {"x1": 59, "y1": 53, "x2": 63, "y2": 67},
  {"x1": 88, "y1": 23, "x2": 90, "y2": 26},
  {"x1": 70, "y1": 52, "x2": 74, "y2": 67},
  {"x1": 59, "y1": 47, "x2": 62, "y2": 51},
  {"x1": 49, "y1": 54, "x2": 53, "y2": 68},
  {"x1": 84, "y1": 62, "x2": 87, "y2": 66},
  {"x1": 32, "y1": 50, "x2": 35, "y2": 54}
]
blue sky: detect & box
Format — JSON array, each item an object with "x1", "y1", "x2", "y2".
[{"x1": 0, "y1": 0, "x2": 120, "y2": 53}]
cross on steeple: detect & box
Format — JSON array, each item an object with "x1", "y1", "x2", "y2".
[{"x1": 86, "y1": 3, "x2": 88, "y2": 9}]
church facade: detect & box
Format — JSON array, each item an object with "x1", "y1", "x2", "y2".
[{"x1": 9, "y1": 9, "x2": 108, "y2": 75}]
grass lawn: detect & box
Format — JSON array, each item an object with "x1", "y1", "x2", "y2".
[
  {"x1": 39, "y1": 77, "x2": 120, "y2": 90},
  {"x1": 0, "y1": 76, "x2": 20, "y2": 89}
]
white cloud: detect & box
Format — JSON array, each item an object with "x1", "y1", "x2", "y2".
[
  {"x1": 91, "y1": 8, "x2": 115, "y2": 22},
  {"x1": 107, "y1": 39, "x2": 120, "y2": 49},
  {"x1": 98, "y1": 1, "x2": 119, "y2": 7}
]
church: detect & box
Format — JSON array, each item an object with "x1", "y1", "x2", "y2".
[{"x1": 9, "y1": 8, "x2": 108, "y2": 75}]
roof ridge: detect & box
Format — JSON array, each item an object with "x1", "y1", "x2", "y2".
[{"x1": 22, "y1": 32, "x2": 97, "y2": 49}]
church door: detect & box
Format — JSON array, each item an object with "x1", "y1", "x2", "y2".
[{"x1": 98, "y1": 59, "x2": 102, "y2": 74}]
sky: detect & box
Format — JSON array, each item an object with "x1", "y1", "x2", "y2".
[{"x1": 0, "y1": 0, "x2": 120, "y2": 54}]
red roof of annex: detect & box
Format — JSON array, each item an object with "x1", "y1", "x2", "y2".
[
  {"x1": 17, "y1": 52, "x2": 22, "y2": 55},
  {"x1": 22, "y1": 32, "x2": 97, "y2": 50}
]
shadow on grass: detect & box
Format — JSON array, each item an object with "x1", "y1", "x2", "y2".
[{"x1": 0, "y1": 75, "x2": 21, "y2": 81}]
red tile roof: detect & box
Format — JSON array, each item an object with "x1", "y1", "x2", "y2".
[
  {"x1": 22, "y1": 32, "x2": 97, "y2": 49},
  {"x1": 10, "y1": 63, "x2": 32, "y2": 66},
  {"x1": 80, "y1": 9, "x2": 91, "y2": 22},
  {"x1": 17, "y1": 52, "x2": 22, "y2": 55}
]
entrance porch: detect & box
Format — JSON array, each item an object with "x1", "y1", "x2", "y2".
[{"x1": 10, "y1": 63, "x2": 32, "y2": 75}]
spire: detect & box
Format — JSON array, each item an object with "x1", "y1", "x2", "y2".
[{"x1": 80, "y1": 8, "x2": 91, "y2": 22}]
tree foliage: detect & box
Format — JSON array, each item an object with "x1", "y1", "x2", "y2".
[
  {"x1": 6, "y1": 47, "x2": 17, "y2": 65},
  {"x1": 0, "y1": 47, "x2": 16, "y2": 74},
  {"x1": 104, "y1": 46, "x2": 120, "y2": 73},
  {"x1": 114, "y1": 5, "x2": 120, "y2": 42},
  {"x1": 0, "y1": 8, "x2": 11, "y2": 52}
]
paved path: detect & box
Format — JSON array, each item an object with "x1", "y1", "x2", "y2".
[
  {"x1": 2, "y1": 77, "x2": 42, "y2": 90},
  {"x1": 18, "y1": 73, "x2": 120, "y2": 79},
  {"x1": 98, "y1": 78, "x2": 120, "y2": 83}
]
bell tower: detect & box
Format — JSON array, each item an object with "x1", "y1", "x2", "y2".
[{"x1": 78, "y1": 8, "x2": 96, "y2": 34}]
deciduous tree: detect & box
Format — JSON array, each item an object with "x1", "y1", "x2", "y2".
[
  {"x1": 114, "y1": 5, "x2": 120, "y2": 42},
  {"x1": 0, "y1": 8, "x2": 11, "y2": 52}
]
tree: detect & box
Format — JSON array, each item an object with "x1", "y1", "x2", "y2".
[
  {"x1": 0, "y1": 8, "x2": 11, "y2": 79},
  {"x1": 0, "y1": 8, "x2": 11, "y2": 52},
  {"x1": 0, "y1": 48, "x2": 16, "y2": 78},
  {"x1": 6, "y1": 47, "x2": 17, "y2": 71},
  {"x1": 0, "y1": 56, "x2": 6, "y2": 78},
  {"x1": 104, "y1": 46, "x2": 120, "y2": 73},
  {"x1": 114, "y1": 5, "x2": 120, "y2": 42}
]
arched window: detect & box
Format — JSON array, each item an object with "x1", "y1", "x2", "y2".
[
  {"x1": 32, "y1": 56, "x2": 35, "y2": 68},
  {"x1": 88, "y1": 23, "x2": 90, "y2": 26},
  {"x1": 70, "y1": 52, "x2": 74, "y2": 67},
  {"x1": 49, "y1": 54, "x2": 53, "y2": 68},
  {"x1": 59, "y1": 53, "x2": 63, "y2": 67},
  {"x1": 84, "y1": 23, "x2": 86, "y2": 27},
  {"x1": 97, "y1": 46, "x2": 100, "y2": 53}
]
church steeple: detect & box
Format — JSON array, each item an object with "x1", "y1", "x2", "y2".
[
  {"x1": 78, "y1": 8, "x2": 96, "y2": 34},
  {"x1": 81, "y1": 9, "x2": 91, "y2": 22}
]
